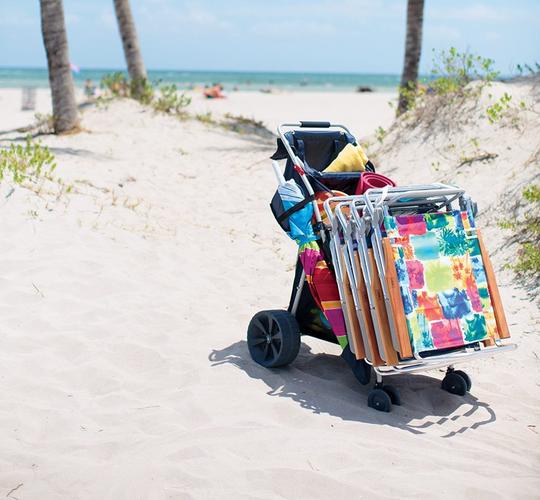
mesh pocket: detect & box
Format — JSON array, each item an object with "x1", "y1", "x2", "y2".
[
  {"x1": 269, "y1": 190, "x2": 314, "y2": 233},
  {"x1": 270, "y1": 190, "x2": 290, "y2": 232}
]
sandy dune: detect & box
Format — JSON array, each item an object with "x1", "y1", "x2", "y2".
[{"x1": 0, "y1": 88, "x2": 538, "y2": 499}]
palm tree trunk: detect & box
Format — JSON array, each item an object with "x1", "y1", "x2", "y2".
[
  {"x1": 397, "y1": 0, "x2": 425, "y2": 116},
  {"x1": 39, "y1": 0, "x2": 79, "y2": 134},
  {"x1": 113, "y1": 0, "x2": 147, "y2": 98}
]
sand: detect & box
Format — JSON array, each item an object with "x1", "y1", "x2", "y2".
[
  {"x1": 0, "y1": 88, "x2": 397, "y2": 140},
  {"x1": 0, "y1": 86, "x2": 538, "y2": 499}
]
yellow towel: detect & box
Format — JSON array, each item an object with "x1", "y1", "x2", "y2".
[{"x1": 324, "y1": 143, "x2": 368, "y2": 173}]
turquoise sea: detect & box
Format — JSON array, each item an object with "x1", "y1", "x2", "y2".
[{"x1": 0, "y1": 67, "x2": 400, "y2": 91}]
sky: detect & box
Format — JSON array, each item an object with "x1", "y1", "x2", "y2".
[{"x1": 0, "y1": 0, "x2": 539, "y2": 74}]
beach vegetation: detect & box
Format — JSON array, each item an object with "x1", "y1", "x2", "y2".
[
  {"x1": 397, "y1": 81, "x2": 420, "y2": 113},
  {"x1": 100, "y1": 74, "x2": 191, "y2": 116},
  {"x1": 0, "y1": 136, "x2": 57, "y2": 184},
  {"x1": 195, "y1": 112, "x2": 216, "y2": 125},
  {"x1": 457, "y1": 152, "x2": 498, "y2": 167},
  {"x1": 131, "y1": 77, "x2": 154, "y2": 105},
  {"x1": 222, "y1": 113, "x2": 264, "y2": 128},
  {"x1": 221, "y1": 113, "x2": 269, "y2": 135},
  {"x1": 101, "y1": 72, "x2": 130, "y2": 97},
  {"x1": 14, "y1": 112, "x2": 55, "y2": 135},
  {"x1": 523, "y1": 184, "x2": 540, "y2": 203},
  {"x1": 486, "y1": 93, "x2": 529, "y2": 129},
  {"x1": 388, "y1": 48, "x2": 538, "y2": 138},
  {"x1": 33, "y1": 113, "x2": 55, "y2": 134},
  {"x1": 486, "y1": 92, "x2": 512, "y2": 123},
  {"x1": 515, "y1": 242, "x2": 540, "y2": 275},
  {"x1": 101, "y1": 72, "x2": 154, "y2": 104},
  {"x1": 152, "y1": 84, "x2": 191, "y2": 114},
  {"x1": 397, "y1": 48, "x2": 499, "y2": 119},
  {"x1": 375, "y1": 126, "x2": 386, "y2": 143},
  {"x1": 500, "y1": 183, "x2": 540, "y2": 277},
  {"x1": 430, "y1": 47, "x2": 498, "y2": 96},
  {"x1": 516, "y1": 62, "x2": 540, "y2": 76}
]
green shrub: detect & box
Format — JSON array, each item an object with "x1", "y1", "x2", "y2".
[
  {"x1": 131, "y1": 77, "x2": 154, "y2": 105},
  {"x1": 100, "y1": 74, "x2": 192, "y2": 116},
  {"x1": 101, "y1": 73, "x2": 155, "y2": 105},
  {"x1": 398, "y1": 47, "x2": 499, "y2": 115},
  {"x1": 0, "y1": 136, "x2": 56, "y2": 184},
  {"x1": 515, "y1": 242, "x2": 540, "y2": 274},
  {"x1": 195, "y1": 112, "x2": 215, "y2": 124},
  {"x1": 516, "y1": 62, "x2": 540, "y2": 76},
  {"x1": 430, "y1": 47, "x2": 499, "y2": 96},
  {"x1": 152, "y1": 84, "x2": 191, "y2": 114},
  {"x1": 501, "y1": 183, "x2": 540, "y2": 277},
  {"x1": 397, "y1": 80, "x2": 423, "y2": 112},
  {"x1": 375, "y1": 126, "x2": 387, "y2": 143},
  {"x1": 220, "y1": 113, "x2": 271, "y2": 137},
  {"x1": 486, "y1": 92, "x2": 513, "y2": 123},
  {"x1": 101, "y1": 72, "x2": 130, "y2": 97},
  {"x1": 523, "y1": 184, "x2": 540, "y2": 203}
]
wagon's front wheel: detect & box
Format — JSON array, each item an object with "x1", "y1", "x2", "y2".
[
  {"x1": 247, "y1": 310, "x2": 301, "y2": 368},
  {"x1": 441, "y1": 371, "x2": 468, "y2": 396},
  {"x1": 452, "y1": 370, "x2": 472, "y2": 391}
]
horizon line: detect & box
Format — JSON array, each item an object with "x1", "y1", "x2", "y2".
[{"x1": 0, "y1": 65, "x2": 403, "y2": 76}]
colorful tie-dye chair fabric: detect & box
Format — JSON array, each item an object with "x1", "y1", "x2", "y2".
[{"x1": 382, "y1": 210, "x2": 498, "y2": 354}]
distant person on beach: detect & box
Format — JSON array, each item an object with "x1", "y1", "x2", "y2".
[
  {"x1": 204, "y1": 83, "x2": 225, "y2": 99},
  {"x1": 84, "y1": 79, "x2": 96, "y2": 99}
]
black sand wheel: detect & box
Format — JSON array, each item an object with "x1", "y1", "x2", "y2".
[
  {"x1": 441, "y1": 370, "x2": 468, "y2": 396},
  {"x1": 452, "y1": 369, "x2": 472, "y2": 391},
  {"x1": 367, "y1": 387, "x2": 392, "y2": 412},
  {"x1": 247, "y1": 310, "x2": 301, "y2": 368}
]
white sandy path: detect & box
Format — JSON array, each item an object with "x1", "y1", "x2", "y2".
[
  {"x1": 187, "y1": 90, "x2": 397, "y2": 137},
  {"x1": 0, "y1": 88, "x2": 397, "y2": 138},
  {"x1": 0, "y1": 95, "x2": 538, "y2": 499}
]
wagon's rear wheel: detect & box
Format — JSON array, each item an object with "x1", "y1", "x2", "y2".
[
  {"x1": 367, "y1": 388, "x2": 392, "y2": 412},
  {"x1": 247, "y1": 310, "x2": 301, "y2": 368}
]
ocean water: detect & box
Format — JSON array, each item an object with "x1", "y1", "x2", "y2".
[{"x1": 0, "y1": 67, "x2": 400, "y2": 92}]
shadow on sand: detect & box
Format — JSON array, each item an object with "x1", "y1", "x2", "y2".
[{"x1": 209, "y1": 340, "x2": 497, "y2": 438}]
